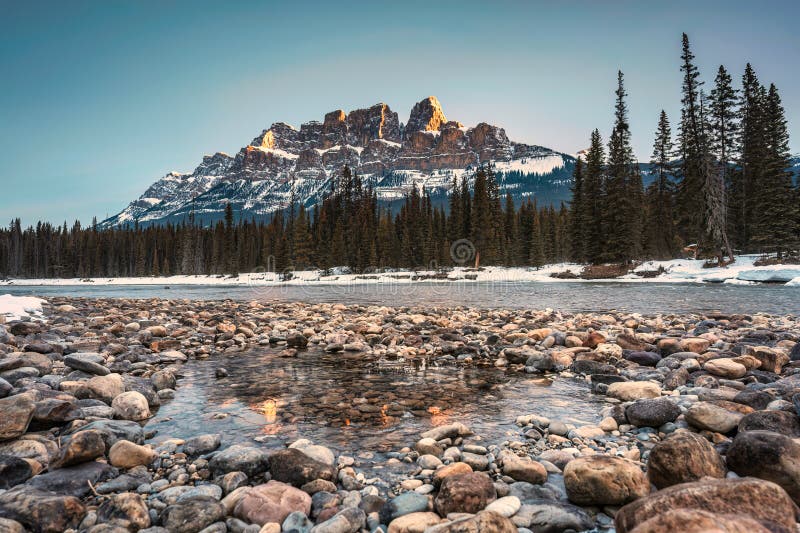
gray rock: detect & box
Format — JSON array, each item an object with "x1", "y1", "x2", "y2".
[
  {"x1": 512, "y1": 500, "x2": 593, "y2": 532},
  {"x1": 209, "y1": 445, "x2": 270, "y2": 477},
  {"x1": 64, "y1": 353, "x2": 109, "y2": 376},
  {"x1": 184, "y1": 434, "x2": 222, "y2": 456},
  {"x1": 625, "y1": 397, "x2": 681, "y2": 428},
  {"x1": 160, "y1": 496, "x2": 225, "y2": 533}
]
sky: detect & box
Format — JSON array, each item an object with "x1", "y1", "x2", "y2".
[{"x1": 2, "y1": 0, "x2": 799, "y2": 225}]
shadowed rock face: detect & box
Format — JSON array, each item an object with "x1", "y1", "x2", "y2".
[{"x1": 101, "y1": 96, "x2": 570, "y2": 227}]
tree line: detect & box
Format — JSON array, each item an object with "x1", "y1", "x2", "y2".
[{"x1": 1, "y1": 34, "x2": 798, "y2": 279}]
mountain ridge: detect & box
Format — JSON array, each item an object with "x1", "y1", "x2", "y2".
[{"x1": 101, "y1": 96, "x2": 577, "y2": 227}]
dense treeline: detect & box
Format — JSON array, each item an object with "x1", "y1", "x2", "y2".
[
  {"x1": 570, "y1": 34, "x2": 799, "y2": 264},
  {"x1": 0, "y1": 165, "x2": 571, "y2": 278},
  {"x1": 1, "y1": 34, "x2": 798, "y2": 279}
]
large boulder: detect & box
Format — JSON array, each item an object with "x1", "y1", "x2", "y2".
[
  {"x1": 625, "y1": 397, "x2": 681, "y2": 427},
  {"x1": 726, "y1": 430, "x2": 800, "y2": 503},
  {"x1": 209, "y1": 445, "x2": 270, "y2": 477},
  {"x1": 738, "y1": 410, "x2": 800, "y2": 437},
  {"x1": 0, "y1": 486, "x2": 86, "y2": 533},
  {"x1": 434, "y1": 472, "x2": 496, "y2": 516},
  {"x1": 647, "y1": 431, "x2": 726, "y2": 489},
  {"x1": 606, "y1": 382, "x2": 661, "y2": 401},
  {"x1": 268, "y1": 448, "x2": 336, "y2": 487},
  {"x1": 232, "y1": 481, "x2": 311, "y2": 526},
  {"x1": 563, "y1": 456, "x2": 649, "y2": 506},
  {"x1": 628, "y1": 509, "x2": 770, "y2": 533},
  {"x1": 614, "y1": 478, "x2": 800, "y2": 533},
  {"x1": 85, "y1": 373, "x2": 125, "y2": 403},
  {"x1": 0, "y1": 394, "x2": 36, "y2": 441},
  {"x1": 26, "y1": 461, "x2": 116, "y2": 498},
  {"x1": 684, "y1": 401, "x2": 752, "y2": 433}
]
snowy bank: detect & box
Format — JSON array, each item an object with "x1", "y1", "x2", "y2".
[
  {"x1": 1, "y1": 255, "x2": 798, "y2": 288},
  {"x1": 0, "y1": 294, "x2": 47, "y2": 322}
]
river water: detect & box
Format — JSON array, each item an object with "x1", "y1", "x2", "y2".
[
  {"x1": 144, "y1": 346, "x2": 603, "y2": 470},
  {"x1": 2, "y1": 281, "x2": 799, "y2": 314}
]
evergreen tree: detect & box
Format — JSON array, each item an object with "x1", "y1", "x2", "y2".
[
  {"x1": 645, "y1": 110, "x2": 678, "y2": 259},
  {"x1": 567, "y1": 157, "x2": 586, "y2": 262},
  {"x1": 751, "y1": 84, "x2": 797, "y2": 255},
  {"x1": 583, "y1": 129, "x2": 606, "y2": 264}
]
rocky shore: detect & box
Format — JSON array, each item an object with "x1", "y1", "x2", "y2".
[{"x1": 0, "y1": 297, "x2": 799, "y2": 533}]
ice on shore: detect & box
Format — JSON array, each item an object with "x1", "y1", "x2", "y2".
[{"x1": 0, "y1": 294, "x2": 47, "y2": 321}]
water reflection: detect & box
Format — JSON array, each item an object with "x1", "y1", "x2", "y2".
[{"x1": 146, "y1": 347, "x2": 604, "y2": 457}]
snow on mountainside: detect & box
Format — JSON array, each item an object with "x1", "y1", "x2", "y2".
[{"x1": 101, "y1": 96, "x2": 577, "y2": 227}]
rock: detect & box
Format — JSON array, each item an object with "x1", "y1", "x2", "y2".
[
  {"x1": 625, "y1": 351, "x2": 661, "y2": 367},
  {"x1": 210, "y1": 445, "x2": 270, "y2": 477},
  {"x1": 308, "y1": 507, "x2": 364, "y2": 533},
  {"x1": 151, "y1": 370, "x2": 176, "y2": 391},
  {"x1": 268, "y1": 448, "x2": 336, "y2": 487},
  {"x1": 97, "y1": 492, "x2": 150, "y2": 530},
  {"x1": 184, "y1": 434, "x2": 222, "y2": 456},
  {"x1": 0, "y1": 393, "x2": 36, "y2": 441},
  {"x1": 726, "y1": 430, "x2": 800, "y2": 503},
  {"x1": 484, "y1": 495, "x2": 520, "y2": 517},
  {"x1": 300, "y1": 479, "x2": 336, "y2": 495},
  {"x1": 685, "y1": 401, "x2": 751, "y2": 433},
  {"x1": 233, "y1": 481, "x2": 312, "y2": 526},
  {"x1": 417, "y1": 454, "x2": 443, "y2": 469},
  {"x1": 64, "y1": 353, "x2": 109, "y2": 376},
  {"x1": 679, "y1": 338, "x2": 710, "y2": 354},
  {"x1": 289, "y1": 441, "x2": 335, "y2": 467},
  {"x1": 704, "y1": 358, "x2": 747, "y2": 379},
  {"x1": 614, "y1": 478, "x2": 799, "y2": 533},
  {"x1": 69, "y1": 419, "x2": 144, "y2": 446},
  {"x1": 498, "y1": 451, "x2": 547, "y2": 484},
  {"x1": 738, "y1": 410, "x2": 800, "y2": 437},
  {"x1": 511, "y1": 501, "x2": 593, "y2": 532},
  {"x1": 32, "y1": 398, "x2": 83, "y2": 427},
  {"x1": 282, "y1": 511, "x2": 313, "y2": 533},
  {"x1": 161, "y1": 496, "x2": 225, "y2": 533},
  {"x1": 379, "y1": 492, "x2": 429, "y2": 523},
  {"x1": 419, "y1": 423, "x2": 471, "y2": 441},
  {"x1": 0, "y1": 377, "x2": 11, "y2": 398},
  {"x1": 733, "y1": 390, "x2": 773, "y2": 410},
  {"x1": 606, "y1": 382, "x2": 661, "y2": 401},
  {"x1": 563, "y1": 456, "x2": 649, "y2": 506},
  {"x1": 0, "y1": 518, "x2": 24, "y2": 533},
  {"x1": 109, "y1": 440, "x2": 157, "y2": 469},
  {"x1": 748, "y1": 346, "x2": 789, "y2": 373},
  {"x1": 0, "y1": 455, "x2": 33, "y2": 489},
  {"x1": 0, "y1": 487, "x2": 86, "y2": 533},
  {"x1": 433, "y1": 462, "x2": 473, "y2": 486},
  {"x1": 406, "y1": 96, "x2": 447, "y2": 133},
  {"x1": 647, "y1": 431, "x2": 726, "y2": 489},
  {"x1": 86, "y1": 373, "x2": 125, "y2": 403},
  {"x1": 414, "y1": 438, "x2": 442, "y2": 457},
  {"x1": 112, "y1": 391, "x2": 151, "y2": 421},
  {"x1": 627, "y1": 509, "x2": 771, "y2": 533},
  {"x1": 425, "y1": 511, "x2": 516, "y2": 533},
  {"x1": 51, "y1": 430, "x2": 106, "y2": 469},
  {"x1": 434, "y1": 472, "x2": 496, "y2": 516},
  {"x1": 26, "y1": 461, "x2": 115, "y2": 498},
  {"x1": 387, "y1": 512, "x2": 441, "y2": 533},
  {"x1": 625, "y1": 397, "x2": 680, "y2": 427}
]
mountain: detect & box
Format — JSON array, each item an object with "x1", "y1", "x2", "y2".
[{"x1": 101, "y1": 96, "x2": 577, "y2": 227}]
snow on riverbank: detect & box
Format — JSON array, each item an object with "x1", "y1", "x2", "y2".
[
  {"x1": 1, "y1": 255, "x2": 798, "y2": 287},
  {"x1": 0, "y1": 294, "x2": 47, "y2": 321}
]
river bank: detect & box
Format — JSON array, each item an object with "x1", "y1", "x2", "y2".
[
  {"x1": 0, "y1": 296, "x2": 799, "y2": 532},
  {"x1": 2, "y1": 255, "x2": 799, "y2": 288}
]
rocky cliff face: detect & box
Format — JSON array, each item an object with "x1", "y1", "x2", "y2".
[{"x1": 102, "y1": 97, "x2": 576, "y2": 227}]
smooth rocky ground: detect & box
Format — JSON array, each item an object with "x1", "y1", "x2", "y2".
[{"x1": 0, "y1": 297, "x2": 798, "y2": 532}]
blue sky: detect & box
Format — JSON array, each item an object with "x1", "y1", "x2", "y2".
[{"x1": 2, "y1": 0, "x2": 798, "y2": 225}]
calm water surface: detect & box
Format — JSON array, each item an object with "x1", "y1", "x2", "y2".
[{"x1": 144, "y1": 347, "x2": 603, "y2": 468}]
